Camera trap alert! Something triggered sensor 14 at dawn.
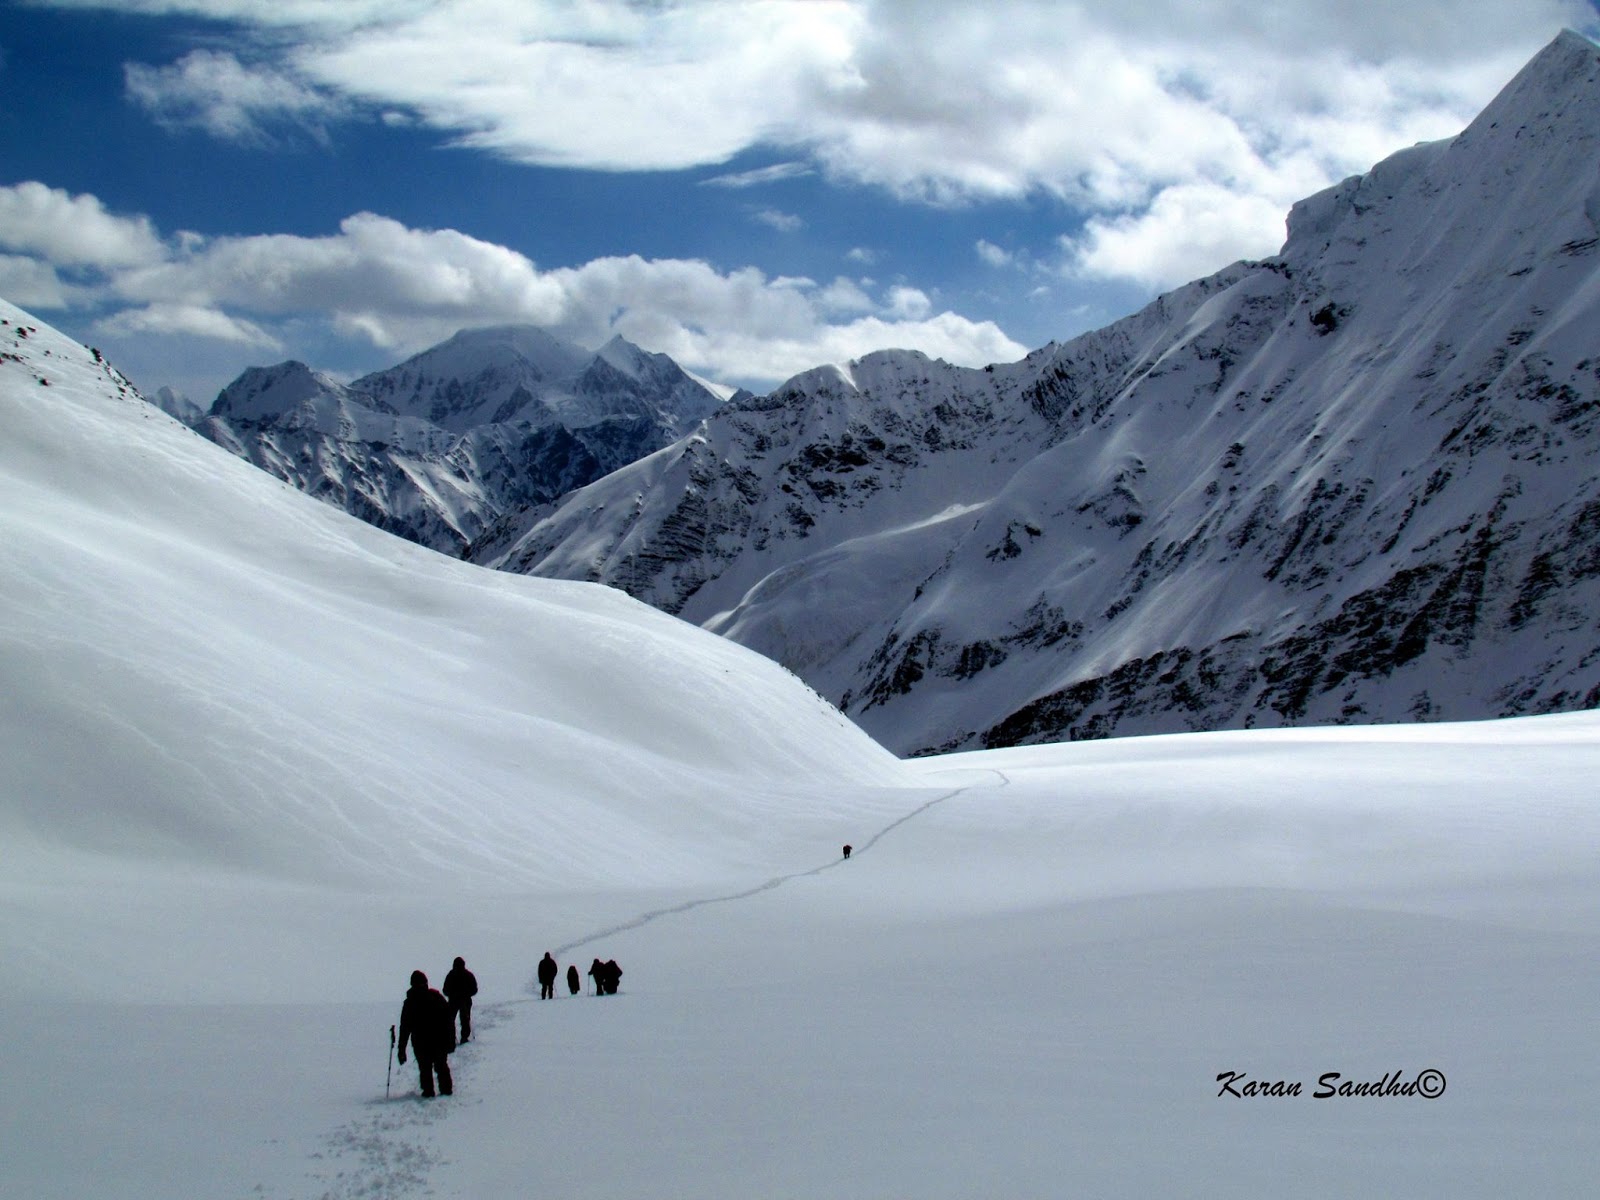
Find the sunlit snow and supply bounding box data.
[2,294,1597,1199]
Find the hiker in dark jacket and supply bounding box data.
[600,959,622,995]
[442,957,478,1043]
[397,970,456,1097]
[537,952,558,999]
[566,963,581,995]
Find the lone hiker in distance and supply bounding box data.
[843,843,852,860]
[443,956,477,1043]
[537,951,558,999]
[397,970,456,1098]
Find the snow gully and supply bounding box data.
[1215,1069,1447,1099]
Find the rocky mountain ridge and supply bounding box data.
[188,326,722,554]
[479,31,1600,754]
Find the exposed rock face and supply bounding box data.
[188,329,722,555]
[483,32,1600,754]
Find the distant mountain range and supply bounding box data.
[469,31,1600,754]
[180,326,724,554]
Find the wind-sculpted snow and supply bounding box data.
[491,32,1600,754]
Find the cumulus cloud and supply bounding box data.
[295,0,863,171]
[1063,183,1293,290]
[110,213,565,325]
[0,255,74,309]
[0,182,165,269]
[10,184,1024,386]
[59,0,1590,289]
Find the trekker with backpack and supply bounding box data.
[397,970,456,1098]
[443,956,478,1043]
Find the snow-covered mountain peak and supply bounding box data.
[210,360,351,422]
[153,384,203,423]
[775,348,951,399]
[594,332,655,376]
[411,323,593,381]
[184,322,727,555]
[341,322,723,434]
[1282,30,1600,278]
[497,32,1600,754]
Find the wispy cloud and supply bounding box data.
[702,161,814,189]
[125,50,344,145]
[752,208,804,233]
[975,239,1014,268]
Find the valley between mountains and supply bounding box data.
[181,32,1600,757]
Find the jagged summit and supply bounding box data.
[352,325,597,432]
[211,360,351,422]
[489,31,1600,753]
[182,325,726,555]
[1282,29,1600,279]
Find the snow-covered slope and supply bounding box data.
[188,325,723,554]
[5,300,1600,1198]
[486,31,1600,754]
[0,298,907,904]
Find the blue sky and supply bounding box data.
[2,0,1597,403]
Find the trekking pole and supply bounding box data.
[386,1024,395,1099]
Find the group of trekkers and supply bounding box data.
[396,950,624,1099]
[537,950,623,997]
[396,843,862,1097]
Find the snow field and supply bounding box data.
[3,296,1599,1196]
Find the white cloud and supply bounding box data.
[976,239,1014,268]
[56,0,1590,290]
[0,182,165,269]
[95,302,282,349]
[297,0,865,171]
[752,208,804,233]
[883,286,932,321]
[816,277,875,315]
[1063,183,1292,290]
[124,49,342,144]
[702,161,814,188]
[623,308,1027,386]
[537,255,1024,381]
[13,184,1023,386]
[0,255,73,309]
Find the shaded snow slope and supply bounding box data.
[0,298,907,924]
[489,32,1600,755]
